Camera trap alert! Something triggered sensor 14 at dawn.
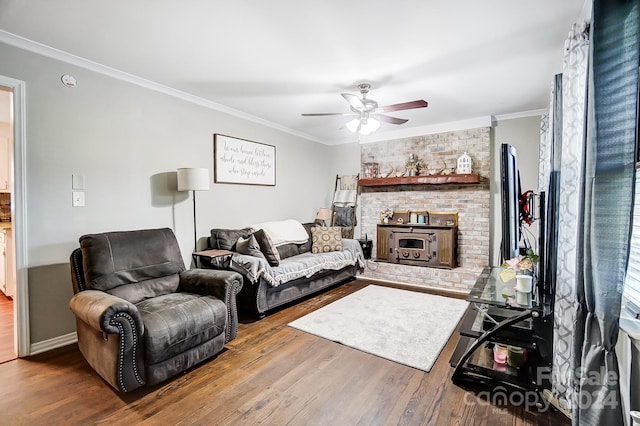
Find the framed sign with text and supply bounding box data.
[213,134,276,186]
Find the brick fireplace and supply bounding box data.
[359,127,491,291]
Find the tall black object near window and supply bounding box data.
[500,143,522,262]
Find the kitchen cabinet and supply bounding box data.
[0,230,4,296]
[0,226,14,298]
[0,137,9,192]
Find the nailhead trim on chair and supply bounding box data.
[225,282,239,343]
[110,312,145,392]
[71,249,87,292]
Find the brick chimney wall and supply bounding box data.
[360,127,491,291]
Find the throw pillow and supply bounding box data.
[298,223,315,253]
[235,235,267,260]
[333,206,355,227]
[252,229,280,266]
[311,226,343,253]
[276,243,301,260]
[210,228,252,250]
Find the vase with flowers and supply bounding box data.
[380,208,394,224]
[405,153,424,176]
[502,249,539,293]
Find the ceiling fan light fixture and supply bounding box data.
[363,117,380,134]
[304,84,428,136]
[347,116,380,135]
[346,118,361,133]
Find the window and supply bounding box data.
[624,168,640,316]
[623,67,640,315]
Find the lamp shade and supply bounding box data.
[360,118,380,135]
[346,117,381,135]
[346,118,361,133]
[316,207,331,221]
[177,168,210,191]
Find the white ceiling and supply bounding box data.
[0,0,588,144]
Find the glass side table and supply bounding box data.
[450,266,551,406]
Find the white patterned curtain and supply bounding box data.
[541,4,639,422]
[538,113,551,192]
[539,22,590,413]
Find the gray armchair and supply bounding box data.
[69,228,243,392]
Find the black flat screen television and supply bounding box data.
[500,143,522,262]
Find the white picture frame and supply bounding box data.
[213,134,276,186]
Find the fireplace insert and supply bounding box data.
[376,224,457,268]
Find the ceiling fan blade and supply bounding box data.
[341,93,364,109]
[376,100,428,113]
[375,114,409,125]
[301,112,358,117]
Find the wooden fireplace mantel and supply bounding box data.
[359,173,480,187]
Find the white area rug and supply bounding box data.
[289,285,469,372]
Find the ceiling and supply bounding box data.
[0,0,588,145]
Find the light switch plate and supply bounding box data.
[72,191,85,207]
[72,174,85,190]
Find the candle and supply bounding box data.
[516,291,529,306]
[507,346,526,368]
[516,275,533,292]
[493,344,508,364]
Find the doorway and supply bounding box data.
[0,86,16,363]
[0,75,27,360]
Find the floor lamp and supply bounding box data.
[177,168,210,251]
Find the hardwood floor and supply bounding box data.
[0,279,569,425]
[0,292,14,364]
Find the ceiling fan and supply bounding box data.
[302,83,428,135]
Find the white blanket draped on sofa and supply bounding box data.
[250,219,309,246]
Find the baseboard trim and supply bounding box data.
[30,332,78,356]
[355,276,469,300]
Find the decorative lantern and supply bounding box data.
[456,152,473,174]
[363,161,380,179]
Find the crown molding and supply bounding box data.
[492,109,546,122]
[0,30,328,145]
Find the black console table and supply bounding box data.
[450,266,553,403]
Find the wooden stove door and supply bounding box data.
[436,228,457,267]
[376,226,389,261]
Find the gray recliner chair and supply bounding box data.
[69,227,243,393]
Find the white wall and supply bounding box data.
[0,42,337,344]
[326,141,362,238]
[491,115,542,265]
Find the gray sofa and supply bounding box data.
[204,222,364,318]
